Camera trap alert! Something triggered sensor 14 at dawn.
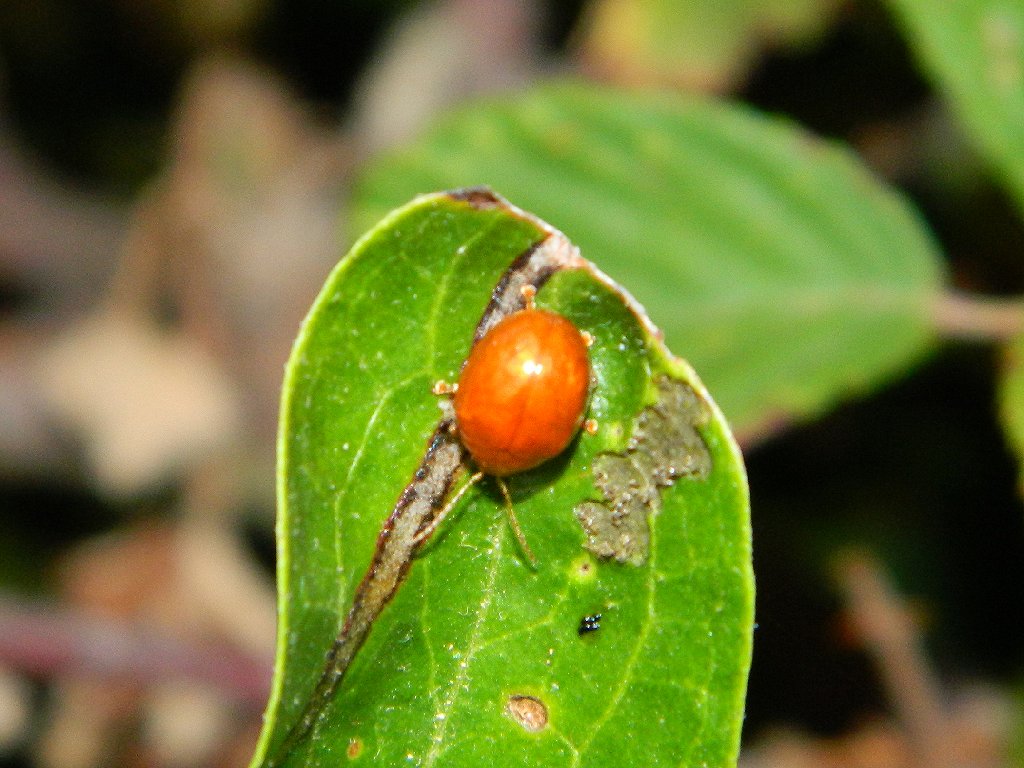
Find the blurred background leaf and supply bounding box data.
[354,83,946,439]
[573,0,840,91]
[884,0,1024,213]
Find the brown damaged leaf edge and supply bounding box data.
[265,188,587,765]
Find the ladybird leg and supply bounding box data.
[497,478,538,568]
[520,284,537,311]
[432,380,457,396]
[413,470,484,546]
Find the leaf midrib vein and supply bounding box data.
[421,518,505,767]
[419,562,443,720]
[424,218,506,376]
[668,284,937,322]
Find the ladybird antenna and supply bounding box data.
[497,478,538,568]
[413,471,484,545]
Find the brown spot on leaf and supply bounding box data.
[346,737,364,759]
[571,554,597,582]
[506,695,548,732]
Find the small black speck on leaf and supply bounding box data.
[578,613,602,636]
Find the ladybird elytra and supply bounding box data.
[453,308,590,477]
[412,303,591,565]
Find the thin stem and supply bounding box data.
[931,291,1024,340]
[833,550,951,768]
[0,593,270,708]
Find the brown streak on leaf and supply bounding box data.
[268,421,464,764]
[474,230,582,343]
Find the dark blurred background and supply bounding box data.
[2,1,1023,766]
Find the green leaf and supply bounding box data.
[575,0,837,90]
[250,191,753,767]
[352,82,946,439]
[999,333,1024,491]
[884,0,1024,211]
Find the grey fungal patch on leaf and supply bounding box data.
[574,376,712,565]
[506,695,548,732]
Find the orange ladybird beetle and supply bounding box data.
[415,287,591,563]
[455,307,590,476]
